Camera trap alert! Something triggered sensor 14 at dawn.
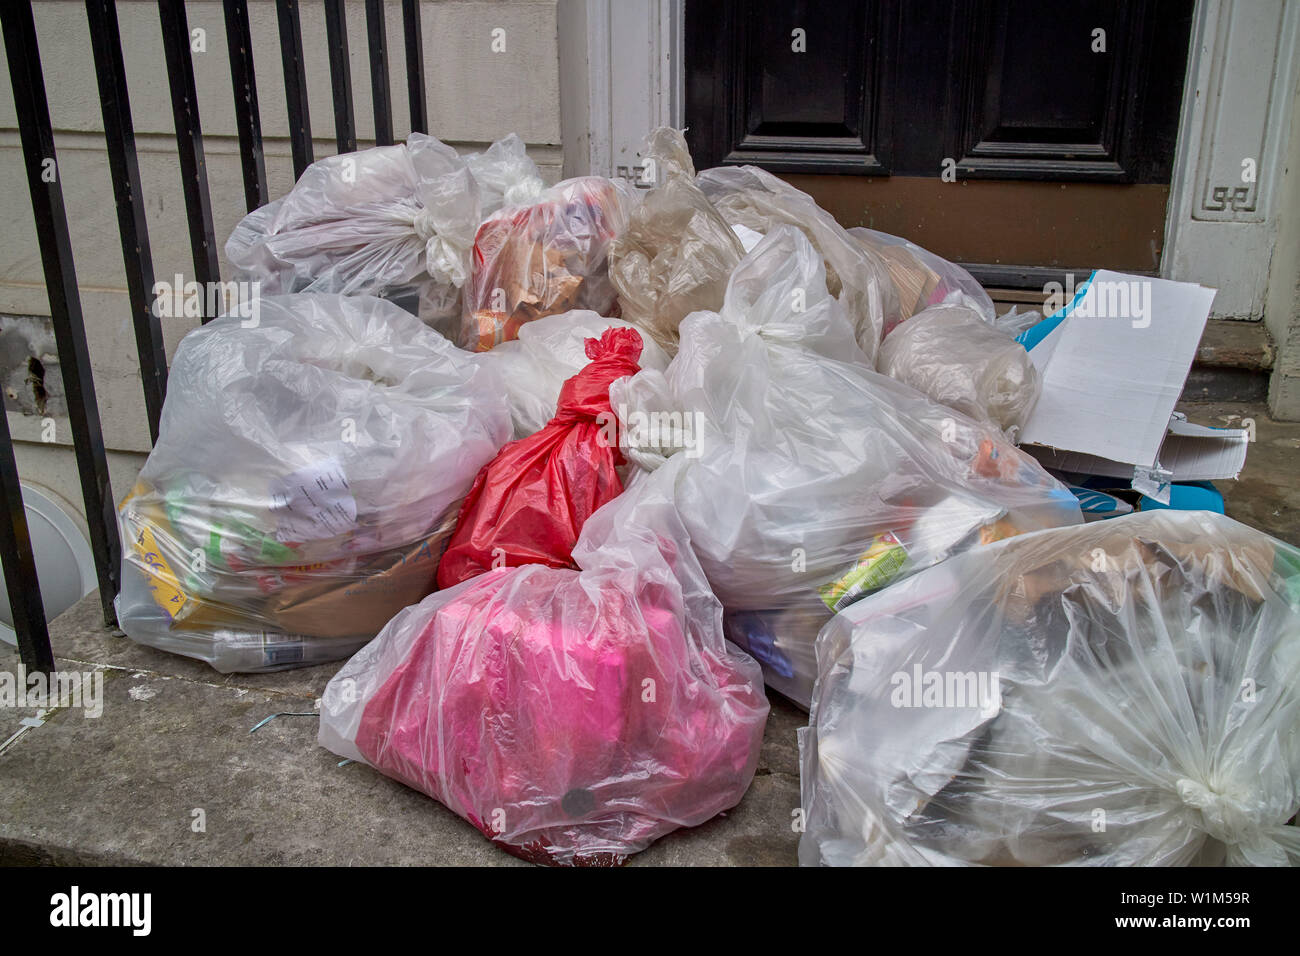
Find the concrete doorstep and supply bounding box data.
[1,400,1295,868]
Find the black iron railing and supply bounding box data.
[0,0,430,674]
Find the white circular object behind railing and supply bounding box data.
[0,483,98,646]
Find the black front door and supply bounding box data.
[685,0,1194,286]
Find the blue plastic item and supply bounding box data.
[1015,270,1097,351]
[1066,485,1134,521]
[1139,481,1225,514]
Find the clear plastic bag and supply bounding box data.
[848,226,995,335]
[697,165,899,364]
[615,227,1081,707]
[464,134,547,212]
[800,510,1300,867]
[877,297,1041,440]
[993,306,1044,338]
[226,133,542,339]
[607,129,746,355]
[461,177,634,350]
[318,460,769,866]
[116,294,513,672]
[476,310,670,439]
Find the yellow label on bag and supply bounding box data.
[131,524,188,619]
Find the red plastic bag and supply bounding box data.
[436,326,643,588]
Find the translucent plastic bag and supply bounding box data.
[461,177,634,350]
[800,510,1300,867]
[226,133,542,338]
[437,327,645,587]
[877,297,1041,440]
[319,461,769,866]
[993,306,1044,338]
[848,226,995,335]
[476,310,670,439]
[116,294,512,672]
[615,227,1081,707]
[607,128,745,355]
[697,164,899,364]
[464,134,548,213]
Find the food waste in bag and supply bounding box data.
[800,510,1300,867]
[612,227,1082,707]
[437,327,645,588]
[116,294,512,672]
[462,176,634,350]
[320,463,769,866]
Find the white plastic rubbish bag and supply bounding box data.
[800,510,1300,867]
[225,133,542,337]
[697,164,899,363]
[318,461,769,866]
[477,310,671,439]
[607,128,746,355]
[847,226,995,334]
[615,227,1082,707]
[116,294,512,672]
[877,297,1041,440]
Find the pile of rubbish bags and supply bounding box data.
[115,127,1299,867]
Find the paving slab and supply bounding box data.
[1178,400,1300,547]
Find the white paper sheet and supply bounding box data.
[1020,270,1217,468]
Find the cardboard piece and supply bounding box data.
[1017,270,1247,501]
[271,533,443,638]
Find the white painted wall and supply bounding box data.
[0,0,563,525]
[557,0,679,181]
[1265,64,1300,419]
[1163,0,1300,321]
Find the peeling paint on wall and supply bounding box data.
[0,314,64,418]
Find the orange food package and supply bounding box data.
[463,176,632,351]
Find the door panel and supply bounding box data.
[687,0,895,174]
[685,0,1194,283]
[950,0,1174,181]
